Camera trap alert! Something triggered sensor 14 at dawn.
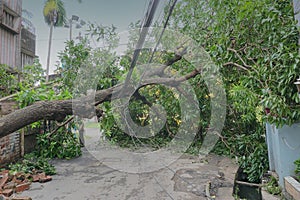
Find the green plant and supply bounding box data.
[35,124,81,159]
[170,0,299,183]
[0,64,18,97]
[264,176,281,195]
[294,158,300,181]
[21,60,45,86]
[8,153,56,175]
[213,125,269,183]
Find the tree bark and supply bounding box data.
[46,20,54,83]
[0,85,113,137]
[0,48,197,137]
[0,70,200,137]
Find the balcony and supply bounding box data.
[0,1,21,34]
[21,28,36,57]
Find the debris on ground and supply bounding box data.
[0,169,52,199]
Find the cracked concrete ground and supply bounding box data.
[21,150,238,200]
[22,127,239,200]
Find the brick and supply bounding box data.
[39,175,52,183]
[15,182,31,193]
[31,173,46,182]
[11,197,32,200]
[31,174,40,182]
[0,171,9,176]
[0,176,8,189]
[1,189,13,197]
[12,176,23,185]
[14,173,27,183]
[3,182,17,190]
[24,174,31,180]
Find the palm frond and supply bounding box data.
[43,0,66,27]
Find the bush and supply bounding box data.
[35,125,82,159]
[8,153,56,175]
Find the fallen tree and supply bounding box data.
[0,51,201,137]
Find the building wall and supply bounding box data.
[0,132,20,165]
[21,26,36,70]
[0,0,22,165]
[0,28,17,67]
[0,101,21,165]
[0,0,22,70]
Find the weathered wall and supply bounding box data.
[0,100,21,165]
[21,25,36,70]
[23,127,38,154]
[0,131,20,164]
[0,0,22,70]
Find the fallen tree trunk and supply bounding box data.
[0,70,200,137]
[0,85,114,137]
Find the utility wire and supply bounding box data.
[140,0,152,29]
[121,0,160,93]
[140,0,154,29]
[148,0,178,63]
[136,0,178,87]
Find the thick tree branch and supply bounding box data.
[0,69,201,137]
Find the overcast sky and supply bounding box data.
[22,0,165,74]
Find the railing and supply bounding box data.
[0,0,21,34]
[21,18,35,34]
[21,28,35,55]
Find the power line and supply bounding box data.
[140,0,154,29]
[122,0,161,92]
[140,0,151,28]
[135,0,178,87]
[148,0,177,63]
[152,0,167,28]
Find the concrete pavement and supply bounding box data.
[21,150,238,200]
[21,126,239,200]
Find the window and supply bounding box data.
[0,4,20,34]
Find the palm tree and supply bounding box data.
[43,0,66,82]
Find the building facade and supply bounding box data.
[0,0,37,165]
[21,11,36,70]
[0,0,36,71]
[0,0,22,70]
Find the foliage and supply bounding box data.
[0,59,45,99]
[15,83,71,109]
[57,23,120,94]
[0,65,18,97]
[264,176,282,195]
[35,125,82,159]
[43,0,66,26]
[173,0,300,126]
[21,60,45,87]
[9,61,80,160]
[98,43,206,150]
[3,0,298,186]
[100,84,182,149]
[169,0,300,182]
[294,158,300,181]
[10,59,70,109]
[8,153,56,175]
[213,124,269,183]
[57,39,91,90]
